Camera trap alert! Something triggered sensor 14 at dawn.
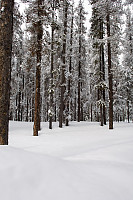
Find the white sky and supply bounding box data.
[74,0,92,30]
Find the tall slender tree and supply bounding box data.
[89,0,123,129]
[33,0,43,136]
[0,0,14,144]
[90,0,106,126]
[65,3,74,126]
[106,5,113,129]
[123,6,133,122]
[49,0,60,129]
[49,0,55,129]
[59,0,68,128]
[76,0,86,122]
[106,0,123,129]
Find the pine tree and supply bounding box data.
[25,0,48,135]
[76,0,87,122]
[89,0,123,129]
[89,0,106,126]
[106,0,123,129]
[49,0,60,129]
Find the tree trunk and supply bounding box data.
[103,91,106,125]
[102,46,106,125]
[59,0,68,128]
[26,96,28,122]
[80,102,83,121]
[0,0,14,145]
[127,100,130,123]
[18,90,21,121]
[33,0,43,136]
[66,6,74,126]
[32,96,34,122]
[78,6,82,123]
[100,104,103,126]
[99,18,105,126]
[49,0,55,129]
[78,81,81,122]
[106,12,113,129]
[91,103,93,122]
[74,93,77,121]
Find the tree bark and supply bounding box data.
[49,0,54,129]
[127,99,130,123]
[0,0,14,145]
[99,18,105,126]
[59,0,68,128]
[26,96,28,122]
[33,0,43,136]
[74,93,76,121]
[106,12,113,129]
[78,5,82,122]
[66,6,74,126]
[18,90,21,121]
[91,103,93,122]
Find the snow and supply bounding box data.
[0,121,133,200]
[1,7,5,12]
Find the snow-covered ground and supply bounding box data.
[0,121,133,200]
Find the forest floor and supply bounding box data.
[0,121,133,200]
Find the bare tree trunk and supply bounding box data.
[49,0,54,129]
[107,12,113,129]
[26,96,29,122]
[127,99,130,123]
[80,102,83,121]
[78,81,81,122]
[0,0,14,145]
[103,90,106,125]
[99,18,105,126]
[91,103,93,122]
[96,18,106,126]
[18,90,21,121]
[101,22,106,125]
[101,41,106,125]
[54,104,56,122]
[100,104,103,126]
[74,92,77,121]
[59,0,68,128]
[32,96,34,122]
[78,6,82,122]
[33,0,43,136]
[66,6,74,126]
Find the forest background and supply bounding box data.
[0,0,133,144]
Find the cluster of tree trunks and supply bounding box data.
[1,0,132,144]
